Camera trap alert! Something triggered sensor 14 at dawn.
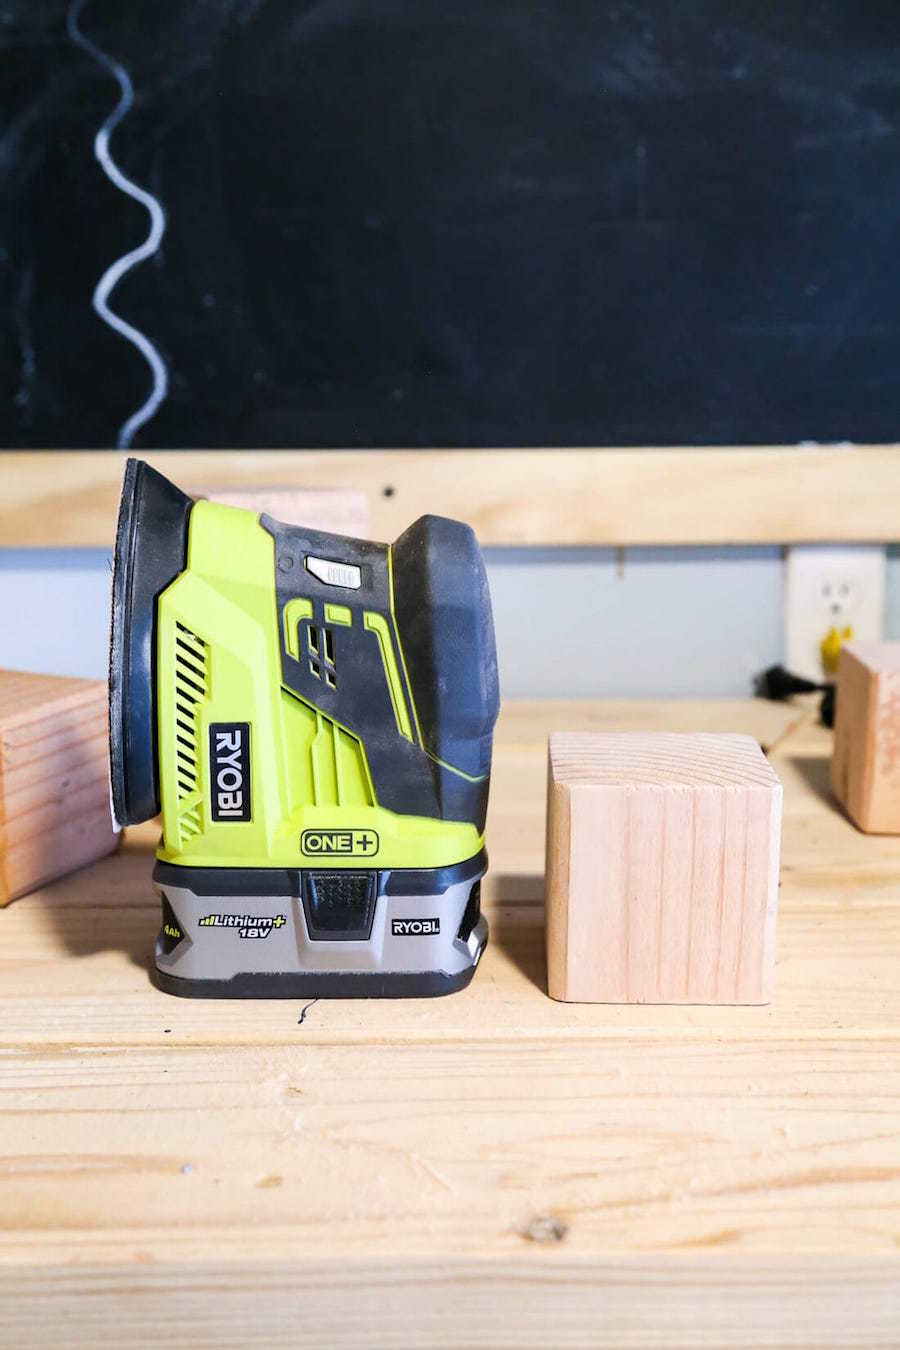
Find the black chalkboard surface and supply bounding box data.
[3,2,900,449]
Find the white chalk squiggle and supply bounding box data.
[67,0,168,448]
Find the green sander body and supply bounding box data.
[109,460,499,997]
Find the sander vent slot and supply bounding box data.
[307,624,337,690]
[172,623,208,837]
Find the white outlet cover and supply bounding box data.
[784,545,885,681]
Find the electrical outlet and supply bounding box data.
[784,545,885,682]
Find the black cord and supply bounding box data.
[754,664,835,728]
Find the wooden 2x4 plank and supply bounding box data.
[1,1257,897,1349]
[3,447,900,548]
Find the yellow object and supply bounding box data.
[282,598,313,660]
[820,625,853,677]
[363,610,414,742]
[155,500,481,869]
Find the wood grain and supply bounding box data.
[0,670,118,904]
[203,486,370,537]
[832,641,900,834]
[545,733,783,1004]
[0,697,897,1347]
[0,1259,897,1349]
[3,446,900,548]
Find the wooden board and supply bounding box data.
[203,487,370,537]
[0,697,898,1347]
[1,1258,897,1350]
[3,447,900,548]
[545,733,782,1004]
[0,669,118,903]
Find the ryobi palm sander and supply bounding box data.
[109,459,499,998]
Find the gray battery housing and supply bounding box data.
[152,853,487,998]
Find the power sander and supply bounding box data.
[109,459,499,998]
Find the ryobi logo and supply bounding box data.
[209,723,251,822]
[301,828,379,857]
[392,918,440,936]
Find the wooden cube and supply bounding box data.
[831,641,900,833]
[203,487,370,537]
[0,670,119,904]
[545,732,783,1004]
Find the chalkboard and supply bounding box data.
[3,2,900,449]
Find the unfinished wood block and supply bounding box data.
[0,670,119,904]
[831,641,900,833]
[203,487,370,537]
[545,732,782,1004]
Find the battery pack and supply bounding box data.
[152,851,487,998]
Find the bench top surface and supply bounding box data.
[2,696,898,1345]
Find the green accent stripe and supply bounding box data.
[333,722,344,804]
[425,751,488,784]
[283,597,313,660]
[387,546,424,747]
[386,545,486,782]
[364,610,413,742]
[281,685,376,805]
[325,603,352,626]
[310,709,326,804]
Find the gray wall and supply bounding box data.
[487,547,783,697]
[6,544,899,695]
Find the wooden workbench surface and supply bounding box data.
[1,699,898,1347]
